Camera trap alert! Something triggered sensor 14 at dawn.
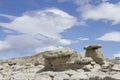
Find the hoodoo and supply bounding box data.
[84,44,105,65]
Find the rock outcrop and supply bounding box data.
[43,48,85,71]
[84,44,105,65]
[0,44,120,80]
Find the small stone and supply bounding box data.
[90,61,96,65]
[0,67,3,70]
[83,64,93,71]
[8,62,16,66]
[102,62,110,69]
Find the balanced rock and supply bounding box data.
[43,48,84,71]
[84,44,105,65]
[84,44,102,50]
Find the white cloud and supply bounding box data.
[0,8,76,38]
[78,37,89,41]
[58,0,89,5]
[97,32,120,41]
[70,37,89,44]
[2,29,14,33]
[58,0,113,25]
[59,39,72,45]
[57,0,70,2]
[58,0,119,25]
[0,14,17,20]
[102,0,109,2]
[74,0,90,5]
[0,41,10,51]
[81,2,120,24]
[113,52,120,58]
[0,8,76,56]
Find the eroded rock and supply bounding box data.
[84,44,105,65]
[43,48,84,71]
[0,44,119,80]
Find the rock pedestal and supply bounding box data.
[84,44,105,65]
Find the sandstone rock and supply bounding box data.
[0,65,5,70]
[110,73,120,80]
[102,62,110,69]
[0,46,120,80]
[87,71,110,80]
[35,74,52,80]
[8,62,16,66]
[43,48,83,71]
[43,48,74,58]
[111,64,120,71]
[90,61,96,65]
[84,44,102,50]
[63,69,78,76]
[70,73,88,80]
[34,60,42,66]
[92,63,101,71]
[111,57,120,64]
[84,44,105,65]
[83,64,93,71]
[0,66,3,71]
[54,73,70,80]
[25,63,34,66]
[75,57,93,64]
[69,52,83,61]
[115,57,120,60]
[99,63,110,72]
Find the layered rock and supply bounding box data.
[84,44,105,65]
[0,44,120,80]
[43,48,85,71]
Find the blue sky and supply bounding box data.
[0,0,120,59]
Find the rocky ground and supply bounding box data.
[0,44,120,80]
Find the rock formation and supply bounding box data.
[0,44,120,80]
[84,44,105,65]
[43,48,93,71]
